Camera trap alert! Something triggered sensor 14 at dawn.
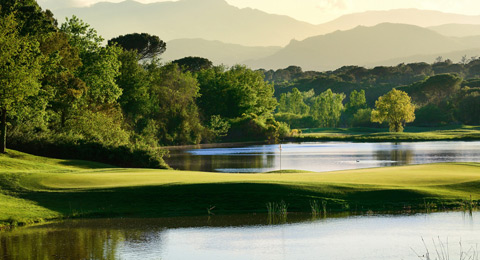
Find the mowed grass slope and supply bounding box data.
[1,150,480,227]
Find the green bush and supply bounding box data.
[275,113,317,128]
[8,133,169,169]
[351,108,375,127]
[226,114,290,142]
[413,105,450,126]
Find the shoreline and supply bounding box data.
[161,125,480,149]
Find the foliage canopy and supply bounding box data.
[108,33,166,60]
[371,89,415,132]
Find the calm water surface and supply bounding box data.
[165,141,480,172]
[1,212,479,260]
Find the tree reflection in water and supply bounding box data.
[0,219,166,260]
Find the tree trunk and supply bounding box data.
[1,108,6,153]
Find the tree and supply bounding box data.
[40,31,85,128]
[108,33,166,60]
[115,50,150,120]
[172,56,213,73]
[346,90,367,112]
[0,15,43,153]
[146,62,204,145]
[371,89,415,132]
[196,65,277,120]
[343,89,367,126]
[406,74,461,106]
[456,90,480,125]
[61,16,122,105]
[277,88,309,115]
[310,89,345,127]
[0,0,57,37]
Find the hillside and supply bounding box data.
[162,38,281,66]
[247,23,478,70]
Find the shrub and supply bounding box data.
[226,114,289,143]
[275,112,317,129]
[8,133,169,169]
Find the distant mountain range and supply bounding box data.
[246,23,480,71]
[53,0,323,47]
[50,0,480,70]
[321,9,480,31]
[52,0,480,47]
[162,39,281,65]
[428,24,480,38]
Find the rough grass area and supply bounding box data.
[1,149,480,228]
[291,125,480,142]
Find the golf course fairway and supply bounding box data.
[1,149,480,228]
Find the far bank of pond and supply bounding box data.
[165,141,480,172]
[289,125,480,142]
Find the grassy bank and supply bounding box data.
[1,150,480,228]
[288,125,480,142]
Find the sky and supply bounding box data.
[37,0,480,24]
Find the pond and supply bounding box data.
[1,212,479,260]
[165,141,480,172]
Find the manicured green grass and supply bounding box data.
[292,125,480,142]
[1,149,480,228]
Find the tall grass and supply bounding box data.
[310,200,327,218]
[424,199,437,213]
[461,196,477,216]
[266,201,288,224]
[412,237,479,260]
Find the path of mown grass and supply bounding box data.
[1,149,480,228]
[291,125,480,142]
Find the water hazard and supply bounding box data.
[1,212,479,260]
[165,141,480,172]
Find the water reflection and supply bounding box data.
[374,145,414,166]
[165,141,480,173]
[1,212,480,260]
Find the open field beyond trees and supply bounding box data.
[1,150,480,228]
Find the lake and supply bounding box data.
[165,141,480,172]
[1,212,479,260]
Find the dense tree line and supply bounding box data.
[266,62,480,128]
[2,0,479,166]
[0,1,286,166]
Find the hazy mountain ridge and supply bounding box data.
[162,38,281,66]
[50,1,480,70]
[320,9,480,32]
[246,23,480,71]
[53,0,325,46]
[52,1,480,47]
[429,24,480,38]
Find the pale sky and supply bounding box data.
[37,0,480,24]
